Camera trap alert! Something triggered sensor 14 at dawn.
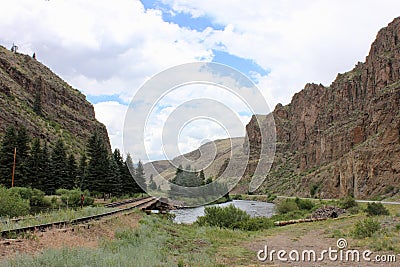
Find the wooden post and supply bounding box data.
[11,147,16,187]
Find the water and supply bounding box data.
[170,200,275,224]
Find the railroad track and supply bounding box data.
[0,196,156,238]
[104,196,149,208]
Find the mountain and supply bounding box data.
[246,17,400,199]
[145,17,400,200]
[143,137,245,185]
[0,45,110,154]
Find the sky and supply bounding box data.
[1,0,399,161]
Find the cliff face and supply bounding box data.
[0,46,110,154]
[246,17,400,199]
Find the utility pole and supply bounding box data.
[11,147,16,187]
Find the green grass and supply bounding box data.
[3,215,249,267]
[3,203,400,266]
[0,206,119,232]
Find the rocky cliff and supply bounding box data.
[246,17,400,199]
[0,46,110,154]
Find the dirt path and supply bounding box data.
[242,218,398,267]
[0,212,142,261]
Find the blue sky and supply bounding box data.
[2,0,400,160]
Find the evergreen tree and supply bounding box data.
[171,164,203,187]
[41,142,51,193]
[86,132,109,193]
[135,160,147,193]
[199,170,205,184]
[27,138,43,189]
[15,127,30,187]
[108,155,123,196]
[111,149,125,195]
[149,174,157,191]
[66,154,77,189]
[122,154,142,195]
[77,152,87,190]
[0,126,17,187]
[49,138,68,193]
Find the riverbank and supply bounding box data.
[2,202,400,266]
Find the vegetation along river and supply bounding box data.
[170,200,275,224]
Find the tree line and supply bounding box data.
[0,126,146,196]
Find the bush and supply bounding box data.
[233,217,275,231]
[295,198,314,210]
[8,187,51,207]
[0,186,30,218]
[365,202,390,216]
[267,194,277,202]
[276,199,299,214]
[347,206,360,215]
[310,184,319,197]
[271,210,308,221]
[353,218,381,238]
[196,204,250,228]
[339,196,358,209]
[57,189,94,208]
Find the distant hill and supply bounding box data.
[143,137,245,187]
[0,46,110,154]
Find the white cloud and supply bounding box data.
[93,101,128,153]
[2,0,400,160]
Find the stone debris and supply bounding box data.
[311,206,345,219]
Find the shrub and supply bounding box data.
[0,186,30,217]
[339,196,358,209]
[196,204,250,228]
[58,189,94,208]
[276,199,299,214]
[347,206,360,215]
[295,198,314,210]
[233,217,275,231]
[271,210,308,221]
[310,184,319,197]
[7,187,50,208]
[365,202,389,216]
[267,194,277,202]
[353,218,381,238]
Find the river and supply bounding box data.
[170,200,275,224]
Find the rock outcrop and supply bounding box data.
[0,46,110,153]
[246,17,400,199]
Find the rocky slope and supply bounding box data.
[246,17,400,199]
[0,46,110,154]
[143,137,245,185]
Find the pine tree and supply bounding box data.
[86,132,109,193]
[41,142,51,193]
[27,138,43,189]
[122,153,142,195]
[77,152,87,190]
[66,154,77,189]
[171,164,202,187]
[49,138,68,193]
[135,160,147,193]
[108,155,122,196]
[199,170,205,184]
[111,149,125,195]
[0,126,17,187]
[15,127,30,187]
[149,174,157,191]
